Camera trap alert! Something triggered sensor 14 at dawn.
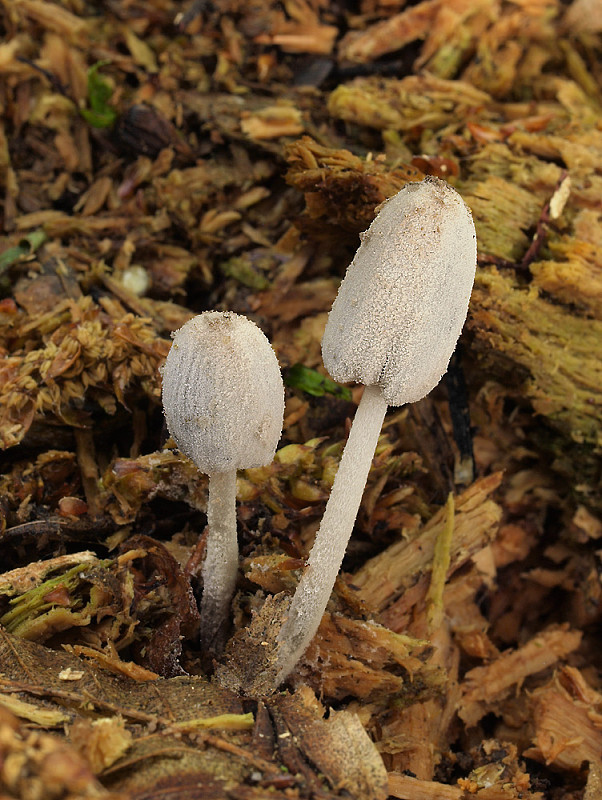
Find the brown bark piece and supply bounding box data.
[273,690,388,800]
[524,666,602,771]
[353,473,503,616]
[445,571,500,659]
[339,0,442,63]
[459,627,582,726]
[376,618,459,779]
[388,772,462,800]
[294,613,441,703]
[2,0,602,797]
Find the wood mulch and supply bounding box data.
[0,0,601,798]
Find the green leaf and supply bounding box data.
[80,107,117,128]
[0,230,47,274]
[285,364,352,400]
[81,61,117,129]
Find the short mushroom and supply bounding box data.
[161,311,284,654]
[274,176,477,683]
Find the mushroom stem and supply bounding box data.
[201,470,239,654]
[275,384,388,683]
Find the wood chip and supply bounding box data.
[459,627,583,726]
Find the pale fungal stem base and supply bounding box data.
[275,384,388,683]
[201,470,239,655]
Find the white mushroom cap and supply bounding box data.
[322,176,477,406]
[162,311,284,473]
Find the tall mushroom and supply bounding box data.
[161,311,284,654]
[274,176,477,683]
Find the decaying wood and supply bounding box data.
[1,0,601,797]
[459,627,583,727]
[353,473,503,616]
[0,628,388,799]
[470,267,602,449]
[525,666,602,771]
[388,772,462,800]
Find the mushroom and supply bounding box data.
[161,311,284,654]
[274,176,477,683]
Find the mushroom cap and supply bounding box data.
[161,311,284,473]
[322,176,477,406]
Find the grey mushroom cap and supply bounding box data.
[322,176,477,406]
[161,311,284,473]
